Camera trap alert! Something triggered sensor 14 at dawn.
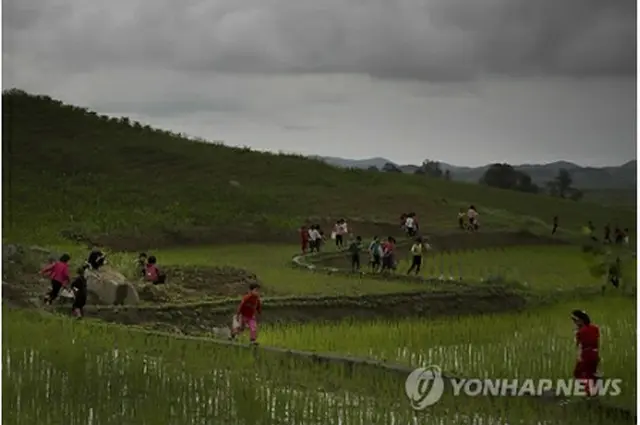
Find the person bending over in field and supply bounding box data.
[86,247,107,270]
[348,236,363,272]
[145,256,166,284]
[368,236,382,272]
[552,216,559,235]
[44,254,71,305]
[229,283,262,345]
[407,237,425,275]
[571,310,600,397]
[70,267,88,318]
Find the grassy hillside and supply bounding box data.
[2,89,634,247]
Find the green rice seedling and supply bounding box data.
[261,296,636,411]
[4,308,634,424]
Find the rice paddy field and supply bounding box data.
[3,93,637,425]
[261,297,637,412]
[3,308,635,425]
[377,245,636,292]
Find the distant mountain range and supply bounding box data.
[315,156,637,190]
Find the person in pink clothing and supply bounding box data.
[44,254,71,305]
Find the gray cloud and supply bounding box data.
[4,0,635,82]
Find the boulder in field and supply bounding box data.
[85,267,140,305]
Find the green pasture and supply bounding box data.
[3,308,633,425]
[261,296,637,411]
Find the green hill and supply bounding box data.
[2,89,634,248]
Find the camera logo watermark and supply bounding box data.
[405,365,623,410]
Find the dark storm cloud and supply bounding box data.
[3,0,635,82]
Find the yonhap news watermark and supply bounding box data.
[405,365,623,410]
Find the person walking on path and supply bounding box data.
[44,254,71,305]
[229,283,262,345]
[70,267,88,318]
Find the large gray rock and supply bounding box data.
[85,267,140,305]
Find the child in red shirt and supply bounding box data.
[230,283,262,345]
[571,309,600,396]
[44,254,71,305]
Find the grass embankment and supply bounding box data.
[3,308,633,425]
[3,90,634,248]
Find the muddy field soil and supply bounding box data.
[83,287,528,334]
[2,244,262,306]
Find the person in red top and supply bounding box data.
[44,254,71,305]
[144,256,166,284]
[381,236,397,272]
[572,309,600,396]
[300,225,309,254]
[230,283,262,345]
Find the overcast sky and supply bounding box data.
[4,0,636,166]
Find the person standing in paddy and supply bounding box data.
[571,310,600,397]
[44,254,71,305]
[230,283,262,345]
[348,236,363,272]
[407,237,424,275]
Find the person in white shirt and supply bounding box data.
[309,225,322,252]
[333,219,348,249]
[404,213,418,237]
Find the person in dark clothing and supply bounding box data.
[614,227,623,245]
[71,267,88,318]
[348,236,363,272]
[608,257,621,288]
[87,247,106,270]
[603,224,611,244]
[552,216,559,235]
[136,253,148,277]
